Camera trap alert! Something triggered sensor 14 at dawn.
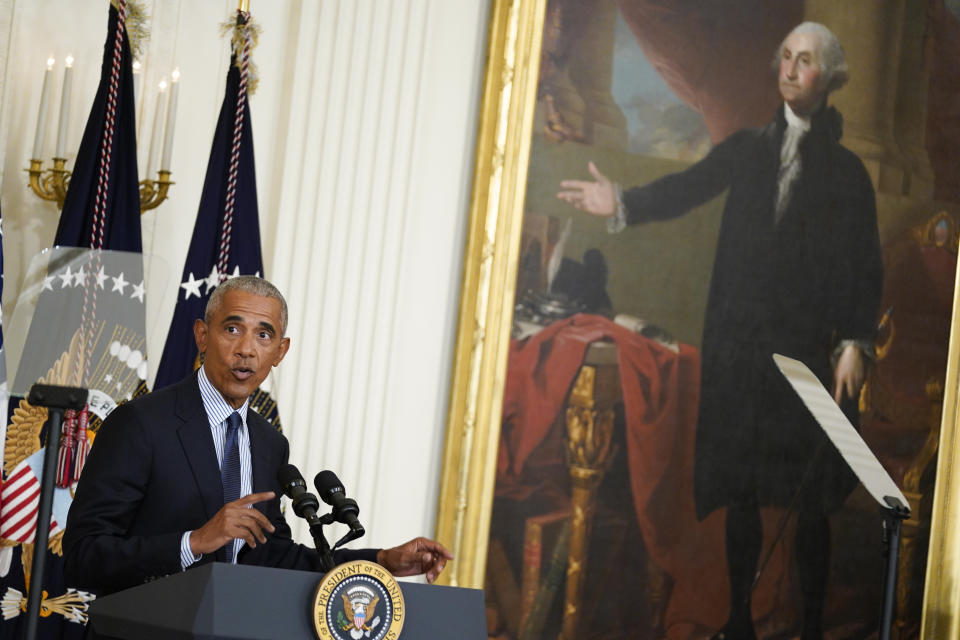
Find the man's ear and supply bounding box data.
[194,319,208,354]
[273,337,291,367]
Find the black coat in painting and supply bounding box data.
[622,105,883,519]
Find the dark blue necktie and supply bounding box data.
[221,411,242,562]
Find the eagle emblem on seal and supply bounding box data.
[339,585,381,639]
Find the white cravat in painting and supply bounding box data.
[774,103,812,223]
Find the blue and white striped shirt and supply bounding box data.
[179,366,253,569]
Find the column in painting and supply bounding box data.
[536,0,587,137]
[803,0,917,196]
[565,0,627,150]
[890,0,934,199]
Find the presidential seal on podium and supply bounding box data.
[312,560,405,640]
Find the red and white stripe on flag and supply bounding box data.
[0,461,58,543]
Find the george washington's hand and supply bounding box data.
[833,344,865,404]
[557,162,617,217]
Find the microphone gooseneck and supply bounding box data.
[314,470,366,547]
[277,463,334,571]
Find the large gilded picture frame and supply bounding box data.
[435,1,960,639]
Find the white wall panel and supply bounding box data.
[0,0,15,185]
[0,0,489,560]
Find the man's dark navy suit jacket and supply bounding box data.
[63,373,376,595]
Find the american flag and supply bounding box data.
[0,456,62,544]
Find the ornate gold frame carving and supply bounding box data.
[434,0,546,588]
[436,3,960,638]
[922,254,960,638]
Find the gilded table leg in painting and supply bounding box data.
[559,349,618,640]
[895,487,922,640]
[894,379,943,638]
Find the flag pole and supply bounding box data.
[238,0,249,11]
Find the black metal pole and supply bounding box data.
[879,498,909,640]
[309,518,336,573]
[22,384,87,640]
[22,408,64,640]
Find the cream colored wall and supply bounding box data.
[0,0,489,560]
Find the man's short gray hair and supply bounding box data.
[204,275,288,336]
[773,22,849,94]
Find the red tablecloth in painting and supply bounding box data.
[499,313,792,638]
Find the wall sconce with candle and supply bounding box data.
[26,56,71,208]
[25,56,180,214]
[139,68,178,212]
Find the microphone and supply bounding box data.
[314,470,365,547]
[277,464,321,520]
[278,464,335,571]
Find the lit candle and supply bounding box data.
[132,60,142,116]
[32,56,55,159]
[146,79,167,178]
[160,68,179,172]
[54,55,74,158]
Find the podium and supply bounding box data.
[87,563,487,639]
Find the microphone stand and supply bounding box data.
[289,492,336,572]
[286,477,366,573]
[307,510,364,572]
[879,497,910,640]
[22,384,88,640]
[305,513,336,573]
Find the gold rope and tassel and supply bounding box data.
[124,0,150,60]
[108,0,150,61]
[0,585,94,623]
[219,10,262,94]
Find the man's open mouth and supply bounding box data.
[231,366,255,380]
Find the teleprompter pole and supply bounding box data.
[22,384,88,640]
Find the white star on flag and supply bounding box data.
[96,266,109,289]
[131,281,146,303]
[180,272,203,300]
[73,267,87,287]
[112,272,129,294]
[205,266,220,293]
[41,275,56,292]
[59,266,74,288]
[229,266,241,279]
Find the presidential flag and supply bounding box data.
[154,10,279,427]
[0,1,143,636]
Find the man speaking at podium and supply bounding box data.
[63,276,452,595]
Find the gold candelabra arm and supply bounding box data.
[25,158,71,209]
[139,170,174,213]
[25,160,174,214]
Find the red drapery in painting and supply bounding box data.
[613,0,960,202]
[612,0,803,142]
